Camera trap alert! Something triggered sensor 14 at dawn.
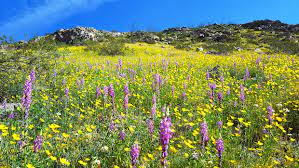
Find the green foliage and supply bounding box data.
[85,38,130,56]
[0,40,60,102]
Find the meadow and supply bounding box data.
[0,43,298,168]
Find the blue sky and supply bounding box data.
[0,0,298,40]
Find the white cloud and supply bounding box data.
[0,0,113,39]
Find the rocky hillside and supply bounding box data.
[3,19,299,55]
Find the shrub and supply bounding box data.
[85,39,129,56]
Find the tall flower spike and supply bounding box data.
[124,95,129,109]
[131,143,140,168]
[124,83,129,95]
[159,117,173,167]
[108,84,115,107]
[33,135,43,153]
[148,120,154,136]
[200,122,209,146]
[119,131,125,141]
[96,86,100,99]
[65,87,69,98]
[267,106,274,124]
[217,91,223,104]
[30,70,35,82]
[22,78,32,119]
[216,138,224,167]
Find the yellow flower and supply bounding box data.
[26,163,35,168]
[12,133,21,141]
[78,160,87,166]
[285,155,294,162]
[147,153,155,160]
[257,141,263,146]
[170,145,178,153]
[276,117,283,122]
[50,156,57,161]
[45,150,51,156]
[227,121,234,127]
[86,127,92,132]
[0,124,9,130]
[10,141,16,144]
[28,124,34,129]
[60,158,70,166]
[229,160,237,164]
[62,133,70,138]
[114,166,120,168]
[40,118,45,122]
[128,126,135,133]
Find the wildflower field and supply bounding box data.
[0,43,298,168]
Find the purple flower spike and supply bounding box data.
[220,76,224,83]
[200,122,209,146]
[240,92,245,102]
[119,131,125,141]
[96,86,101,99]
[30,70,35,82]
[217,91,223,103]
[33,135,43,153]
[171,86,175,97]
[22,78,32,119]
[108,84,115,103]
[217,121,223,129]
[159,117,173,166]
[8,112,15,119]
[148,120,154,136]
[245,67,250,78]
[65,87,69,98]
[216,138,224,167]
[152,95,156,104]
[206,71,210,80]
[131,143,140,168]
[124,84,129,95]
[124,95,129,109]
[267,106,274,124]
[226,88,230,95]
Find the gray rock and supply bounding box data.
[53,26,100,43]
[196,47,204,52]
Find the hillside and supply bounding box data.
[0,20,298,168]
[1,19,299,55]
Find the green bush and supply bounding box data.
[85,39,129,56]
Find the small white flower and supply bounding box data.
[101,146,109,152]
[276,103,282,107]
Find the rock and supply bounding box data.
[17,40,27,44]
[196,47,204,52]
[53,26,100,44]
[235,47,243,51]
[205,51,221,55]
[255,48,261,52]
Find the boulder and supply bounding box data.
[53,26,99,44]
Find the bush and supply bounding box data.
[85,39,129,56]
